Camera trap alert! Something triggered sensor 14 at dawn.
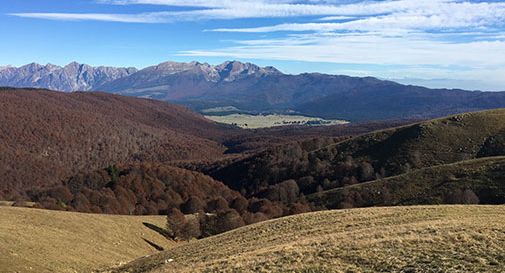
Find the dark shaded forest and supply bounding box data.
[28,163,312,238]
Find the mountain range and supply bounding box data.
[0,62,137,92]
[2,61,505,121]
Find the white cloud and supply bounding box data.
[9,0,460,22]
[98,0,457,17]
[211,1,505,32]
[180,33,505,67]
[10,12,168,23]
[11,0,505,37]
[10,1,389,23]
[97,0,229,7]
[9,0,505,89]
[180,34,505,90]
[318,15,356,21]
[98,0,285,8]
[12,0,505,28]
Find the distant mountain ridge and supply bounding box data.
[2,60,505,121]
[96,61,282,100]
[0,62,137,92]
[136,60,281,83]
[0,61,278,93]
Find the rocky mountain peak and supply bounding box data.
[0,65,13,71]
[45,63,61,71]
[145,60,282,82]
[21,62,45,73]
[0,62,137,91]
[0,60,284,92]
[216,61,281,82]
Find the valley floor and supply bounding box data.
[204,113,348,129]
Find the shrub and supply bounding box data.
[289,202,311,215]
[249,199,284,218]
[446,189,479,204]
[241,211,269,225]
[47,186,73,204]
[230,196,248,213]
[182,215,202,240]
[462,189,480,204]
[166,208,187,239]
[261,179,299,204]
[181,196,206,214]
[206,197,229,212]
[106,165,119,187]
[359,162,375,181]
[215,209,245,234]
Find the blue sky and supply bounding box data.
[1,0,505,90]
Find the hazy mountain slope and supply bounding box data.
[207,109,505,198]
[99,66,399,111]
[0,62,137,92]
[99,62,505,121]
[310,156,505,209]
[0,88,231,199]
[0,206,170,273]
[110,205,505,273]
[4,61,505,121]
[295,83,505,120]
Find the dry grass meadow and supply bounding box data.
[111,205,505,273]
[2,205,505,273]
[0,206,172,273]
[204,114,348,129]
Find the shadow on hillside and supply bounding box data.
[142,238,164,251]
[142,222,174,239]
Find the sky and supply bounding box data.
[1,0,505,91]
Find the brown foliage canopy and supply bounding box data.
[30,163,312,222]
[0,88,232,199]
[30,164,240,215]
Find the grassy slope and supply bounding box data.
[111,205,505,273]
[0,206,173,273]
[324,108,505,170]
[309,156,505,209]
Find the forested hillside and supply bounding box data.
[310,156,505,209]
[206,109,505,201]
[28,163,312,240]
[0,88,231,199]
[0,88,412,201]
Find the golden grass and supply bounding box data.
[112,205,505,273]
[0,206,174,273]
